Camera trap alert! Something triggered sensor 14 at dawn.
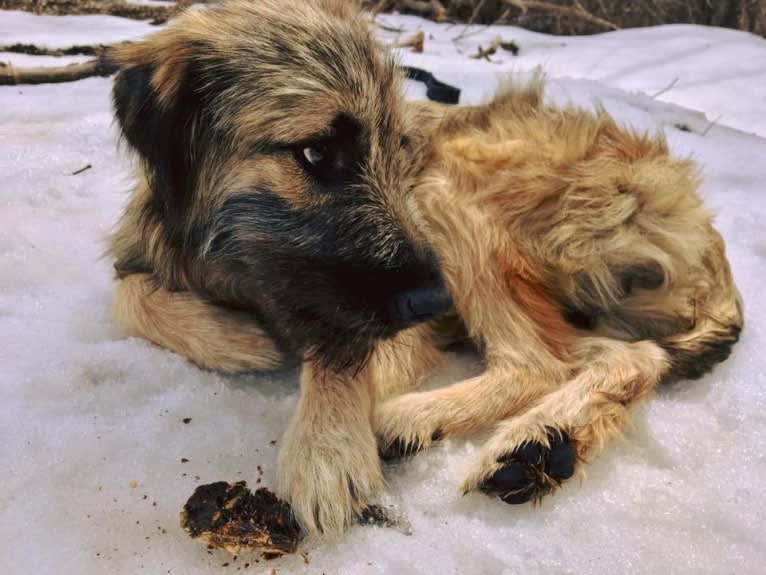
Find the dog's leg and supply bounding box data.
[462,339,668,503]
[277,360,383,538]
[277,323,449,537]
[113,274,286,371]
[375,364,557,458]
[374,271,570,456]
[369,322,450,403]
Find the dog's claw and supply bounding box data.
[379,438,420,461]
[378,429,443,462]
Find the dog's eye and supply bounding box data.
[293,114,362,183]
[302,145,328,167]
[296,140,346,182]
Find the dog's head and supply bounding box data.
[112,0,450,369]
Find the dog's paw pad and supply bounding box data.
[482,462,537,504]
[546,433,576,479]
[511,441,544,465]
[481,429,577,504]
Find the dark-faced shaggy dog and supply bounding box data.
[110,0,742,538]
[110,0,450,537]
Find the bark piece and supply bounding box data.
[180,482,301,557]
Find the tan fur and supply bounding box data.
[109,3,742,538]
[114,274,285,371]
[277,360,383,537]
[374,79,742,494]
[460,338,669,493]
[277,322,445,535]
[109,0,442,539]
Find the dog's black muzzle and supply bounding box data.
[388,286,453,326]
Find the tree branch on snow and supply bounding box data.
[504,0,620,31]
[0,54,118,86]
[451,2,512,42]
[397,0,448,21]
[389,30,426,52]
[0,0,182,24]
[0,43,104,57]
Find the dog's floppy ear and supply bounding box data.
[112,36,204,218]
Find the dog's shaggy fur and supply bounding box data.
[373,84,743,501]
[109,0,743,537]
[110,0,451,537]
[110,0,448,372]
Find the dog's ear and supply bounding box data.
[112,36,203,218]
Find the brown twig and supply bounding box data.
[72,164,92,176]
[452,5,512,42]
[0,0,180,24]
[470,42,498,60]
[651,76,679,98]
[371,0,394,15]
[466,0,488,25]
[430,0,448,21]
[469,36,520,59]
[398,0,448,21]
[371,18,407,33]
[390,30,425,52]
[504,0,620,31]
[452,0,488,41]
[364,0,765,37]
[701,114,723,137]
[0,53,118,86]
[0,43,104,57]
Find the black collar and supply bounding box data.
[400,66,461,105]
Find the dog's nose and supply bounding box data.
[389,286,453,324]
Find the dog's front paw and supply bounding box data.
[462,427,578,504]
[277,422,383,538]
[375,392,447,461]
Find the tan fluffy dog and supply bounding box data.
[374,81,743,500]
[111,1,742,538]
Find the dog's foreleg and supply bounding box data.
[462,339,669,503]
[374,277,570,457]
[277,360,383,539]
[374,363,558,458]
[278,323,451,536]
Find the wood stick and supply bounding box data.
[505,0,620,31]
[0,56,118,86]
[390,31,425,52]
[0,0,179,23]
[397,0,447,21]
[397,0,432,14]
[0,43,103,57]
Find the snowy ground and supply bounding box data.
[1,9,765,575]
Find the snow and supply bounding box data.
[1,9,765,575]
[0,11,157,67]
[0,10,159,49]
[385,16,766,138]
